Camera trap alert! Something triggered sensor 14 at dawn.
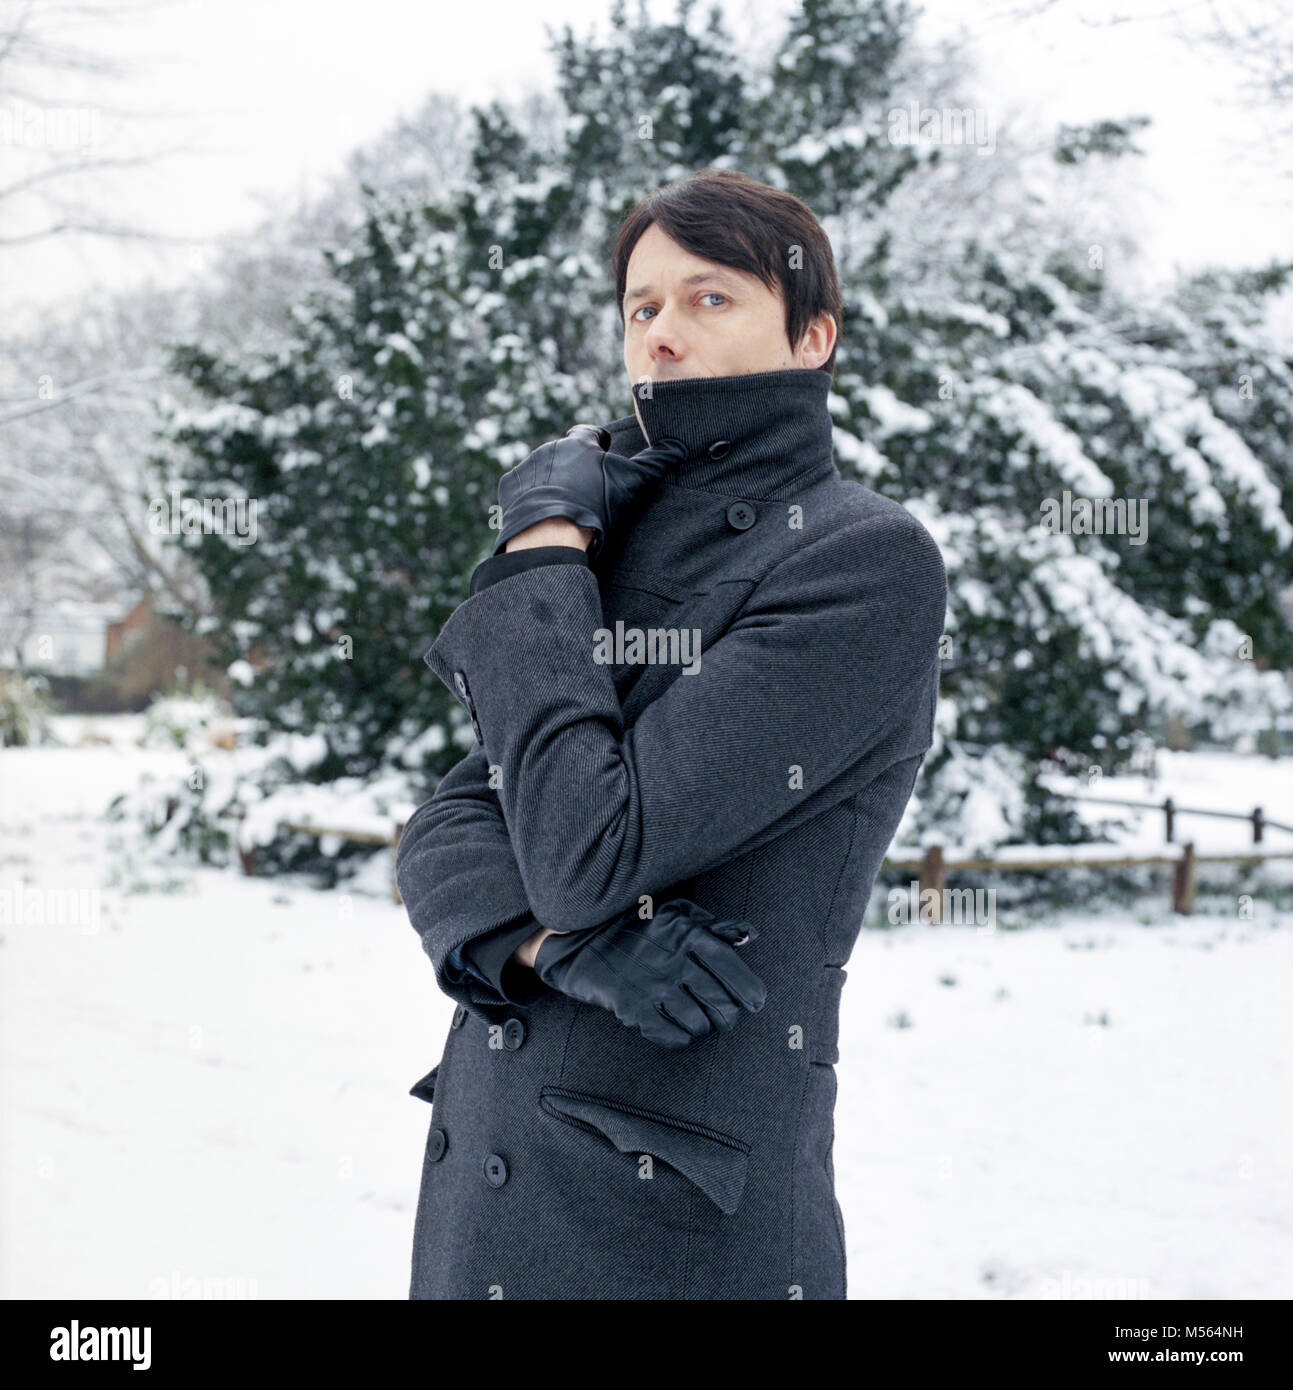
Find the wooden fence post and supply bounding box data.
[392,821,405,905]
[920,844,945,924]
[1164,797,1175,843]
[1172,841,1195,915]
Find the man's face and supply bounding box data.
[622,222,835,439]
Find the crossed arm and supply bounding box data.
[395,743,558,1014]
[396,522,595,1013]
[468,518,599,976]
[397,509,947,1018]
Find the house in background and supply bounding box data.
[105,598,156,665]
[0,597,226,711]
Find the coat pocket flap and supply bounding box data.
[540,1088,749,1215]
[408,1064,439,1103]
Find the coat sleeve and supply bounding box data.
[405,543,590,1009]
[422,509,947,934]
[456,918,550,1006]
[395,743,550,1017]
[468,544,590,596]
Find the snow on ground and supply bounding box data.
[1,735,439,1300]
[841,916,1292,1300]
[1,728,1289,1298]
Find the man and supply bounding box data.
[396,168,947,1300]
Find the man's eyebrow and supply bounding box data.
[624,270,744,305]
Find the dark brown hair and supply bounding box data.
[610,168,843,377]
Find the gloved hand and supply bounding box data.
[533,897,766,1049]
[492,424,688,559]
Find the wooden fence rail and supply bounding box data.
[888,843,1293,922]
[235,819,406,903]
[233,818,1293,916]
[1048,792,1293,844]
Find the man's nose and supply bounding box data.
[646,319,682,360]
[644,304,684,355]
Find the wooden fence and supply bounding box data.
[236,819,406,903]
[889,842,1293,922]
[1050,791,1293,845]
[234,796,1293,916]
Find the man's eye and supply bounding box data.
[632,294,726,322]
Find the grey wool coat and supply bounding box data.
[395,365,947,1300]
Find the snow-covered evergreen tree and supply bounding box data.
[155,0,1292,863]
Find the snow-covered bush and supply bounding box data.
[0,673,54,747]
[109,727,419,887]
[139,688,230,751]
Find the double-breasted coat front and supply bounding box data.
[395,366,947,1299]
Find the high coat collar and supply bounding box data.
[602,366,838,498]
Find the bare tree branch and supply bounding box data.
[0,0,191,254]
[0,364,162,425]
[0,145,193,202]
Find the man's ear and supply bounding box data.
[795,311,837,370]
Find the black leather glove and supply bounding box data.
[492,424,688,559]
[533,898,766,1049]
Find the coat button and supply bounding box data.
[483,1153,509,1187]
[502,1017,526,1050]
[707,439,731,459]
[451,1004,467,1029]
[428,1128,447,1162]
[726,501,757,531]
[453,670,469,696]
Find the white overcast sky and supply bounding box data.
[4,0,1290,331]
